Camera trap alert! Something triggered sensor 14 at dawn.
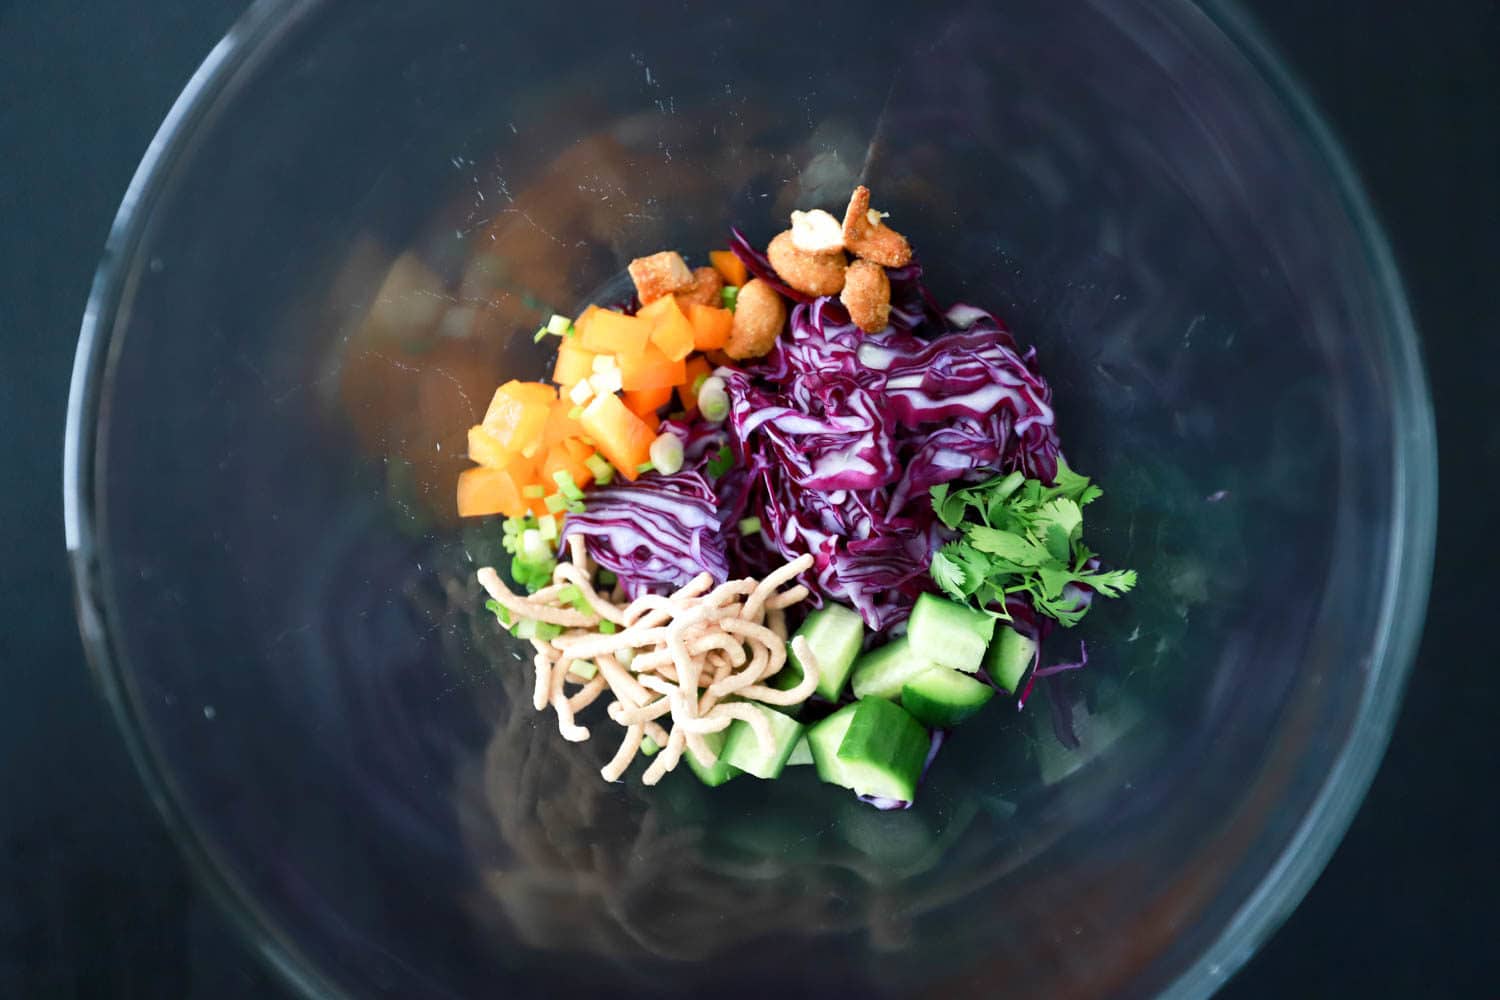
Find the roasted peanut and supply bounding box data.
[766,230,846,297]
[725,279,787,360]
[674,266,725,308]
[840,259,891,333]
[841,186,911,268]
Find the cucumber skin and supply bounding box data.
[777,604,866,700]
[985,626,1037,693]
[834,698,930,802]
[907,593,995,674]
[806,704,860,787]
[901,666,995,728]
[721,705,805,779]
[685,728,738,787]
[850,637,939,700]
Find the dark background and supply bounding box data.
[2,1,1495,996]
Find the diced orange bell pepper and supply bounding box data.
[542,397,585,446]
[709,250,748,287]
[552,339,596,387]
[623,386,673,419]
[618,343,687,392]
[467,424,512,468]
[704,349,735,368]
[686,303,733,351]
[573,304,604,338]
[580,392,656,481]
[579,309,652,355]
[678,356,713,414]
[635,296,679,326]
[542,442,593,493]
[482,380,557,454]
[640,410,661,433]
[562,437,595,465]
[457,466,528,518]
[648,300,696,362]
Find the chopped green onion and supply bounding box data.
[534,622,563,642]
[584,453,614,485]
[557,584,582,605]
[635,461,655,474]
[706,444,734,478]
[616,646,635,668]
[483,598,512,627]
[597,569,617,586]
[649,433,684,476]
[532,326,550,343]
[565,499,586,514]
[599,621,617,635]
[545,493,567,513]
[570,659,598,680]
[568,405,583,420]
[697,376,729,423]
[640,735,661,756]
[521,529,549,563]
[546,313,572,336]
[538,514,559,542]
[552,470,584,500]
[691,372,711,395]
[737,517,762,536]
[521,484,545,499]
[514,619,537,640]
[720,285,739,311]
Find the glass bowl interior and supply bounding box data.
[67,0,1435,997]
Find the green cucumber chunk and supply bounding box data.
[685,728,738,787]
[907,593,996,673]
[721,704,805,779]
[807,704,860,787]
[984,625,1037,693]
[833,698,931,802]
[850,637,939,700]
[787,735,814,766]
[900,665,995,728]
[775,603,865,700]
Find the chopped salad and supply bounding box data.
[459,186,1135,808]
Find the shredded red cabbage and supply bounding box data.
[566,248,1061,629]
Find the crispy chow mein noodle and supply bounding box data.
[477,551,820,786]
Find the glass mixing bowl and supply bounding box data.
[65,0,1436,996]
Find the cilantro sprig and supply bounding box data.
[928,461,1136,627]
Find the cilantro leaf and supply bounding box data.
[965,526,1052,566]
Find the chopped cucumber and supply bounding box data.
[806,704,859,786]
[850,637,939,700]
[787,735,813,766]
[772,603,866,701]
[832,698,930,802]
[721,705,805,779]
[906,593,995,673]
[984,625,1037,693]
[900,665,994,728]
[684,728,738,787]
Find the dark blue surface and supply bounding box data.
[0,1,1495,996]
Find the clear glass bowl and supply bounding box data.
[65,0,1436,996]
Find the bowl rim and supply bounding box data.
[62,0,1438,997]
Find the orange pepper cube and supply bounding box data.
[579,309,652,356]
[618,343,687,392]
[709,250,748,287]
[623,385,673,419]
[579,392,656,481]
[687,303,733,351]
[648,300,696,362]
[482,380,557,452]
[552,339,596,387]
[457,466,527,518]
[678,356,713,414]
